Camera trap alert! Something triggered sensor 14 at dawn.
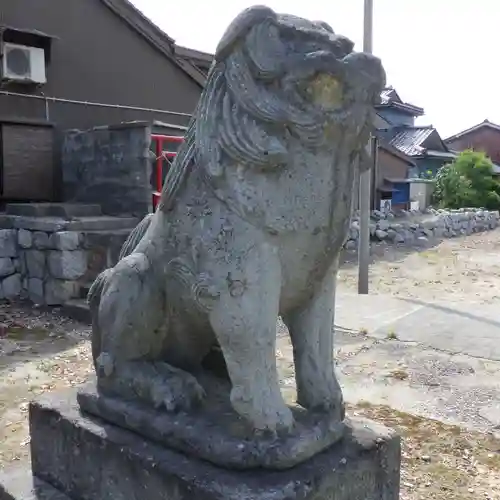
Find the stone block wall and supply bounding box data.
[0,213,137,305]
[345,208,500,250]
[0,207,497,302]
[18,228,87,305]
[62,122,153,218]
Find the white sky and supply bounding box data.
[132,0,500,139]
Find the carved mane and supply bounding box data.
[158,6,356,212]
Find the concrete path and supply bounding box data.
[278,291,500,433]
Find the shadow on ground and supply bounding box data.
[340,236,444,270]
[0,301,89,371]
[399,297,500,329]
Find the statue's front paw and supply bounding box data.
[151,363,206,412]
[320,391,345,421]
[297,376,345,421]
[230,385,295,435]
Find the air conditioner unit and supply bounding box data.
[2,43,46,84]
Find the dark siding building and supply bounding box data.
[445,120,500,167]
[0,0,206,201]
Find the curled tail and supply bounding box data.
[119,213,154,260]
[89,213,154,309]
[87,268,111,309]
[88,213,154,367]
[87,268,112,366]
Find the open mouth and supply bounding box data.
[301,73,344,110]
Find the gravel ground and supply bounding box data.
[1,230,500,498]
[338,229,500,304]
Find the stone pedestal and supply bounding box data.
[0,389,401,500]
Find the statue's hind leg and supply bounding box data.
[92,253,205,411]
[283,262,344,421]
[209,242,293,433]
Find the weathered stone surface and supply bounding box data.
[28,278,44,304]
[86,6,385,445]
[0,230,17,258]
[0,258,15,278]
[5,202,102,218]
[0,215,14,230]
[21,389,400,500]
[394,232,405,243]
[80,230,132,283]
[378,219,390,231]
[10,215,138,233]
[17,229,32,249]
[21,277,28,293]
[64,217,139,232]
[48,232,80,251]
[26,250,46,279]
[11,216,67,232]
[0,11,401,500]
[78,377,345,470]
[3,274,22,299]
[45,280,78,306]
[48,251,87,280]
[12,258,21,273]
[0,467,70,500]
[344,208,500,250]
[33,231,50,249]
[19,253,27,276]
[62,123,153,218]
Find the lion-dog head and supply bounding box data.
[160,5,386,226]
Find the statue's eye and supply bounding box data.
[304,74,344,109]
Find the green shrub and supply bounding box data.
[433,150,500,209]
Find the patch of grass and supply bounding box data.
[36,359,56,373]
[5,326,49,340]
[419,249,440,263]
[386,330,398,340]
[350,403,500,499]
[388,368,409,381]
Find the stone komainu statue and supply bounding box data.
[88,5,385,433]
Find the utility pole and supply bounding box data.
[358,0,373,294]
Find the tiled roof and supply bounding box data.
[377,87,424,116]
[445,119,500,143]
[385,126,435,157]
[380,88,400,105]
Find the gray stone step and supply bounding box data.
[64,216,139,232]
[61,299,90,324]
[7,215,139,232]
[6,203,102,218]
[79,282,93,299]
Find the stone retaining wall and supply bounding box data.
[0,214,137,305]
[18,229,87,305]
[345,208,500,250]
[0,227,87,304]
[0,208,497,302]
